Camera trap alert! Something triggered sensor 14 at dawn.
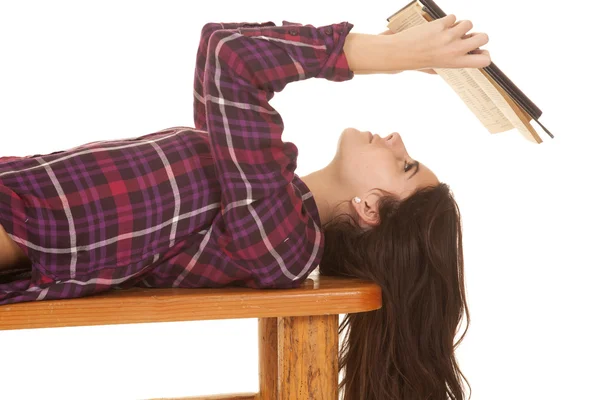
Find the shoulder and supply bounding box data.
[291,175,322,229]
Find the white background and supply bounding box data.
[1,0,598,399]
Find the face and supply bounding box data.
[335,127,439,200]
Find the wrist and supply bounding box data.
[343,33,396,73]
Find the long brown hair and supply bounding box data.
[319,183,470,400]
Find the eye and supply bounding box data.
[404,161,415,172]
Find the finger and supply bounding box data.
[462,32,481,39]
[461,32,490,52]
[470,49,490,57]
[378,29,394,35]
[438,14,457,29]
[457,52,492,69]
[449,20,474,38]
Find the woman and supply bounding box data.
[0,15,489,399]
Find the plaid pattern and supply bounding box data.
[0,21,354,305]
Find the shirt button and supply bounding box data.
[325,27,333,35]
[289,29,298,36]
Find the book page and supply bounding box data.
[387,2,516,135]
[435,68,513,133]
[465,68,541,142]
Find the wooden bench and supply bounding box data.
[0,273,381,399]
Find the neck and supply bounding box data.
[301,164,353,226]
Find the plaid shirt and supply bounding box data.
[0,21,355,305]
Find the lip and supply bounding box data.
[368,132,374,143]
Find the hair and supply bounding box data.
[319,183,470,400]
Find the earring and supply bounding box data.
[353,197,361,204]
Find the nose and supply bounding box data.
[371,132,403,149]
[384,132,401,146]
[385,132,410,157]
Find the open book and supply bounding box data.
[387,0,554,143]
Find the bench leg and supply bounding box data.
[259,317,278,400]
[259,315,339,400]
[278,315,339,400]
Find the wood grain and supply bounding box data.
[278,315,339,400]
[150,394,256,400]
[258,318,278,400]
[0,274,381,331]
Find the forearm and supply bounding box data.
[351,69,404,75]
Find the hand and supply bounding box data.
[386,15,491,71]
[377,29,436,74]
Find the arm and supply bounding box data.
[202,22,354,288]
[195,16,487,129]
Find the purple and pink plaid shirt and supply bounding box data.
[0,21,355,305]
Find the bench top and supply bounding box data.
[0,274,382,331]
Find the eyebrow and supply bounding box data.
[408,161,420,180]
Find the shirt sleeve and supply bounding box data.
[194,21,279,131]
[201,21,354,288]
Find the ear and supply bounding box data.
[351,193,380,228]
